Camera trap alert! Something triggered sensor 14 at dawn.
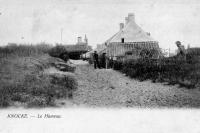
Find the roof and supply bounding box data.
[106,16,157,43]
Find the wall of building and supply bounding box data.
[106,42,159,57]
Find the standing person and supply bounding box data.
[93,51,99,69]
[110,56,114,68]
[175,41,187,81]
[101,53,106,68]
[175,41,186,60]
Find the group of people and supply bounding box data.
[93,51,107,69]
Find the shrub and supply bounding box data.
[113,57,200,88]
[113,60,123,70]
[11,93,30,103]
[59,52,69,61]
[48,45,67,58]
[27,96,49,108]
[0,63,78,108]
[48,45,70,61]
[0,88,10,108]
[0,73,78,108]
[68,52,81,60]
[0,43,77,108]
[50,74,78,98]
[0,43,52,58]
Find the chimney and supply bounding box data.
[77,36,82,43]
[84,34,88,44]
[119,23,124,30]
[128,13,135,22]
[125,17,129,24]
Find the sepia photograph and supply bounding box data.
[0,0,200,132]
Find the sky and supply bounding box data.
[0,0,200,51]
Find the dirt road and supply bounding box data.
[61,61,200,108]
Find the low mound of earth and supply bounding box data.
[0,54,77,108]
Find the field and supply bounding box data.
[0,44,77,108]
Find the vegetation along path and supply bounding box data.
[60,60,200,108]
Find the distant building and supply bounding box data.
[60,35,92,59]
[76,35,88,45]
[63,35,92,53]
[99,13,160,59]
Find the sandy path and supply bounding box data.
[62,62,200,108]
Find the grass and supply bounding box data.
[112,55,200,89]
[0,43,77,108]
[0,43,52,58]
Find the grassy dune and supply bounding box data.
[0,44,77,108]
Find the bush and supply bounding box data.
[0,73,78,108]
[48,45,66,56]
[0,43,52,58]
[0,43,77,108]
[27,96,49,108]
[0,88,10,108]
[50,74,78,98]
[113,60,123,70]
[0,58,78,108]
[68,52,81,60]
[48,45,69,61]
[113,57,200,88]
[59,52,69,61]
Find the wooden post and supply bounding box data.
[106,43,108,69]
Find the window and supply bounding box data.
[121,38,124,43]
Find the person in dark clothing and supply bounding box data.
[101,53,106,68]
[93,51,100,69]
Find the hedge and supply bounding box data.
[112,56,200,89]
